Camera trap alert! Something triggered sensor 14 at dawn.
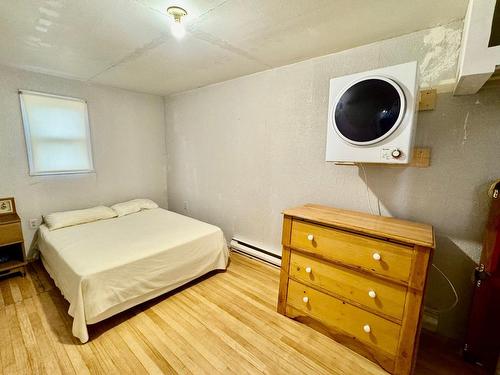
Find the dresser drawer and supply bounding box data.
[287,279,401,356]
[290,220,413,282]
[0,222,23,245]
[289,251,407,320]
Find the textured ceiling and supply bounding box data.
[0,0,469,95]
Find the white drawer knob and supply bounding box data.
[368,290,377,299]
[302,296,309,303]
[307,234,314,241]
[372,252,381,261]
[305,266,312,274]
[363,324,371,333]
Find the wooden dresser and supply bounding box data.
[278,204,434,374]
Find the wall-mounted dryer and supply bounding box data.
[326,61,418,164]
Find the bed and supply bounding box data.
[37,207,229,343]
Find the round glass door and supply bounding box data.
[333,77,405,145]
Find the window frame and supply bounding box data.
[19,89,95,176]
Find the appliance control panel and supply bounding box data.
[381,148,405,161]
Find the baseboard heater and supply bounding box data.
[230,238,281,267]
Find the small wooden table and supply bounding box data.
[0,199,27,277]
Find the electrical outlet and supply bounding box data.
[29,217,42,229]
[183,201,189,211]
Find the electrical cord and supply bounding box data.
[358,163,381,216]
[425,263,459,314]
[357,163,458,313]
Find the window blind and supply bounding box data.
[19,90,94,175]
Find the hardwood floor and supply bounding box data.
[0,252,486,374]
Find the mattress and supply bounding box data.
[38,208,229,343]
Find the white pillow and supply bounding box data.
[44,206,117,231]
[111,199,158,217]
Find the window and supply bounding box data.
[19,90,94,176]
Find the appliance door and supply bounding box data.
[333,77,406,145]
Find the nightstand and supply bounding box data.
[0,198,27,277]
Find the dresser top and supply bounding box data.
[283,204,435,248]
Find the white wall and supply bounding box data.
[0,65,167,254]
[165,21,500,339]
[165,21,463,254]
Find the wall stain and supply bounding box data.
[420,24,462,88]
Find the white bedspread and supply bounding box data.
[38,208,229,343]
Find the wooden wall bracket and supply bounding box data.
[408,147,431,168]
[418,89,437,111]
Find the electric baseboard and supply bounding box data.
[230,238,281,267]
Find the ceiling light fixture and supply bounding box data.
[167,6,187,39]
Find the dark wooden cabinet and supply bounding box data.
[464,181,500,372]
